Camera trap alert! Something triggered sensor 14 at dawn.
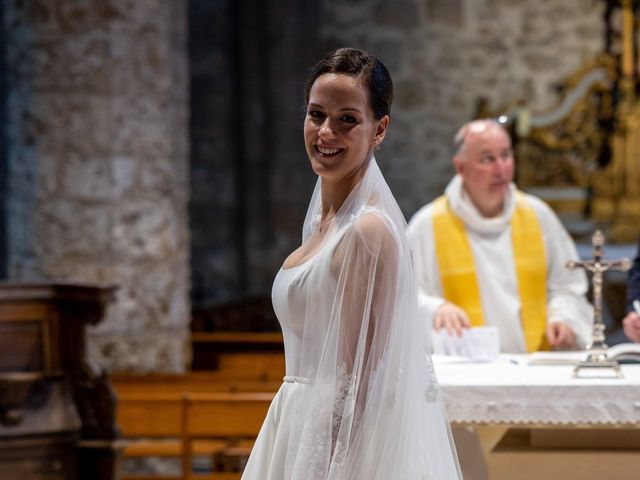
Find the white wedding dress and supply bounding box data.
[242,159,461,480]
[242,229,345,479]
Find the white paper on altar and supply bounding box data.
[432,326,500,361]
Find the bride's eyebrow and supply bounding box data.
[307,104,363,114]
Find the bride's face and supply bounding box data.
[304,73,388,182]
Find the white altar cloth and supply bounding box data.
[434,355,640,426]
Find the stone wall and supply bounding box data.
[321,0,605,216]
[4,0,190,372]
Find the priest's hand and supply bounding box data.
[546,321,576,349]
[622,311,640,343]
[434,302,471,337]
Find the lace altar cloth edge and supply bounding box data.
[434,355,640,425]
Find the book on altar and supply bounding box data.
[528,343,640,365]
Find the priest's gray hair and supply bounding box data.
[453,118,505,159]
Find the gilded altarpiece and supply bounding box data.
[481,0,640,243]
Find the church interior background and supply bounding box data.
[1,0,640,478]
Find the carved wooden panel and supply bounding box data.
[0,435,77,480]
[0,304,53,373]
[0,283,118,480]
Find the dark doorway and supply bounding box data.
[0,3,8,279]
[188,0,322,309]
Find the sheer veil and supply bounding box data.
[287,157,461,479]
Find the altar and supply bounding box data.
[435,356,640,480]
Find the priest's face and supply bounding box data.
[453,123,514,217]
[304,73,389,184]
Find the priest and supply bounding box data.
[408,119,592,353]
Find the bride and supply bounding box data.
[242,47,461,479]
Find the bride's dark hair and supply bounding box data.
[304,47,393,120]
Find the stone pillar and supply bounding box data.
[4,0,190,372]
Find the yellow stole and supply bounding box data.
[431,193,549,352]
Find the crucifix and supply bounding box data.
[566,230,631,378]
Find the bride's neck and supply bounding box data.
[319,164,367,217]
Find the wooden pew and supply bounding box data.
[112,372,281,394]
[115,377,276,480]
[117,392,212,480]
[182,392,274,479]
[191,332,285,380]
[115,328,285,478]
